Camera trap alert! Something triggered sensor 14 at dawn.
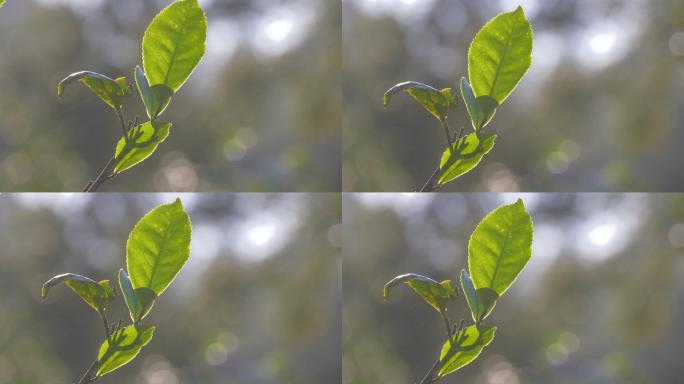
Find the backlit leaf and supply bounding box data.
[384,81,458,121]
[135,66,173,121]
[142,0,207,93]
[468,199,533,296]
[438,325,497,377]
[42,273,114,313]
[127,198,192,297]
[468,6,533,105]
[58,71,131,110]
[438,132,497,185]
[113,121,172,173]
[97,325,155,376]
[384,273,457,313]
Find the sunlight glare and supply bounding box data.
[248,225,275,247]
[265,19,294,42]
[589,33,616,55]
[589,225,616,246]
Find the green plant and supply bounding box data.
[42,199,192,383]
[383,7,533,192]
[384,199,533,383]
[58,0,207,192]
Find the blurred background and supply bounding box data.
[343,193,684,383]
[0,193,341,383]
[0,0,340,191]
[342,0,684,191]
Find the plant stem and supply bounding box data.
[83,156,116,192]
[419,127,465,192]
[76,358,99,384]
[415,318,465,384]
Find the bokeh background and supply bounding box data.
[344,193,684,383]
[343,0,684,191]
[0,0,340,191]
[0,193,341,384]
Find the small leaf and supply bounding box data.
[469,199,533,297]
[97,324,155,376]
[119,269,144,323]
[113,121,172,173]
[127,198,192,297]
[135,66,173,121]
[58,71,131,110]
[460,78,499,131]
[469,6,533,105]
[383,81,458,121]
[42,273,113,313]
[384,273,457,313]
[438,132,497,185]
[460,269,483,322]
[438,325,497,377]
[0,1,6,9]
[142,0,207,93]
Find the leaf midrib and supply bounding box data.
[488,30,513,98]
[146,224,173,291]
[162,13,191,88]
[487,223,512,290]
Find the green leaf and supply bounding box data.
[135,66,173,121]
[42,273,114,313]
[460,269,498,323]
[383,81,458,121]
[438,325,497,377]
[113,121,172,173]
[127,198,192,297]
[57,71,131,110]
[142,0,207,93]
[97,324,155,376]
[0,1,6,9]
[383,273,457,313]
[468,6,533,105]
[438,132,497,185]
[469,199,533,296]
[460,77,498,131]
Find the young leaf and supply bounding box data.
[383,273,457,313]
[460,77,498,131]
[438,132,497,185]
[42,273,114,313]
[383,81,458,121]
[0,1,6,8]
[113,121,172,173]
[119,269,142,323]
[142,0,207,93]
[460,269,483,322]
[58,71,131,111]
[127,198,192,297]
[468,6,533,105]
[468,199,533,297]
[438,325,497,377]
[135,66,173,121]
[97,324,155,376]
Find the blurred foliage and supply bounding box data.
[343,0,684,191]
[343,193,684,383]
[0,0,340,191]
[0,193,341,383]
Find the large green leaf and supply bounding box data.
[42,273,115,313]
[384,273,457,313]
[384,81,457,121]
[438,325,497,377]
[135,66,173,121]
[438,132,497,185]
[468,6,533,105]
[58,71,131,110]
[142,0,207,93]
[127,199,192,297]
[97,324,155,376]
[468,199,533,296]
[113,121,172,173]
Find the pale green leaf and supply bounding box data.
[438,132,497,185]
[113,121,172,173]
[135,66,173,121]
[468,199,533,296]
[384,81,457,121]
[58,71,131,110]
[438,325,497,377]
[42,273,114,313]
[384,273,457,313]
[97,325,155,376]
[127,198,192,297]
[142,0,207,93]
[468,6,533,104]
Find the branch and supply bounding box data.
[419,126,465,192]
